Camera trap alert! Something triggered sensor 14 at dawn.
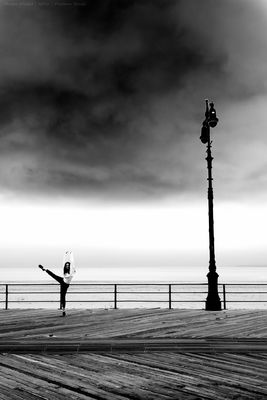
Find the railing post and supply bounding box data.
[223,284,226,310]
[169,284,172,309]
[5,284,8,310]
[114,284,117,309]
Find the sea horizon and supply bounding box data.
[1,265,267,284]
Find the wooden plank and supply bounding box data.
[1,338,267,353]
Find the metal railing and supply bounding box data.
[0,283,267,310]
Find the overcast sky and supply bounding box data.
[1,0,267,278]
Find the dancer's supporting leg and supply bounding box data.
[60,282,69,316]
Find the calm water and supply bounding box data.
[1,265,267,283]
[1,266,267,310]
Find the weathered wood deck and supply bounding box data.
[0,308,267,399]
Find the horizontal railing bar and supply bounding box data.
[1,294,209,297]
[110,291,170,294]
[5,291,116,295]
[0,283,210,287]
[0,283,168,286]
[0,283,267,286]
[0,300,216,304]
[2,300,267,304]
[171,291,208,294]
[0,300,62,303]
[0,300,203,303]
[1,291,209,294]
[112,301,170,303]
[116,283,208,286]
[10,292,267,296]
[114,292,208,294]
[6,292,61,295]
[163,300,207,303]
[68,291,115,294]
[1,300,115,303]
[116,300,203,303]
[116,300,198,302]
[223,300,267,303]
[218,283,267,286]
[1,297,266,301]
[219,292,267,294]
[1,283,267,287]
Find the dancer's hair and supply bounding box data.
[64,262,71,274]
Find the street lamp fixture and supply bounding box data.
[200,99,222,311]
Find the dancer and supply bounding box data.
[38,251,76,316]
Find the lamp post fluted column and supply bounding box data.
[200,99,221,311]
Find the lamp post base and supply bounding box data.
[205,298,222,311]
[206,271,222,311]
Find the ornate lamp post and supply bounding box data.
[200,99,222,311]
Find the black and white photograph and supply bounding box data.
[0,0,267,398]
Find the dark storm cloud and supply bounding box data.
[0,0,266,199]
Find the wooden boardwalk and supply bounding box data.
[0,308,267,399]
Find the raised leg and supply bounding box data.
[45,269,63,285]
